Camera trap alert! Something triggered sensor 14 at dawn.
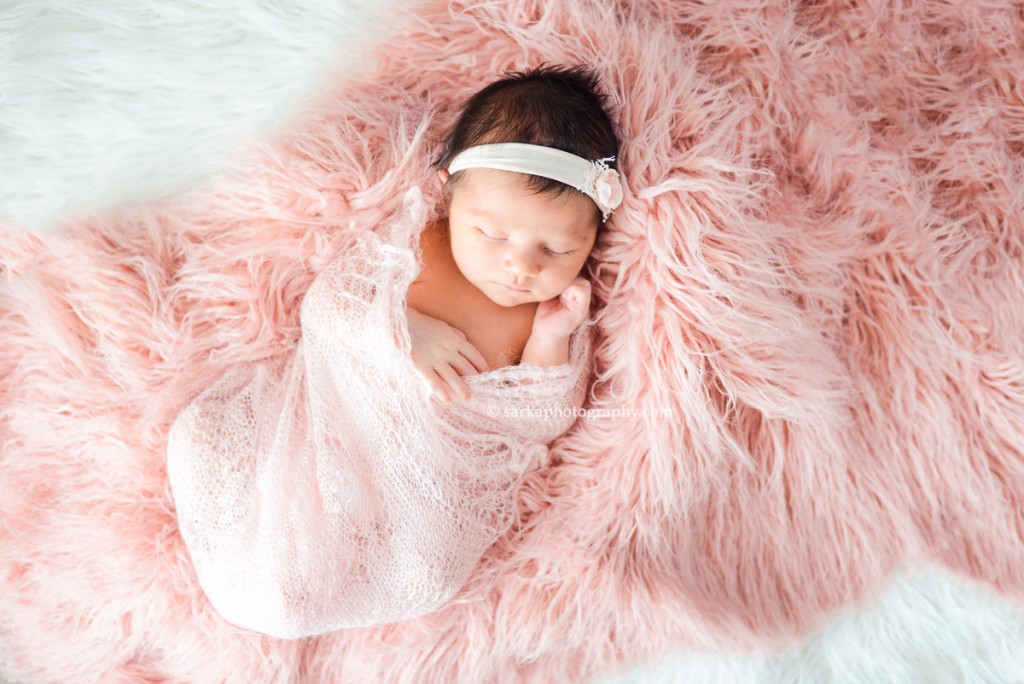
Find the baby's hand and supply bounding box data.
[405,307,489,403]
[530,277,592,343]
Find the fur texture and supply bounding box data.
[2,0,1023,682]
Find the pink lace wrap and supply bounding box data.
[166,189,592,638]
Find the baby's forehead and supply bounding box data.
[459,170,599,233]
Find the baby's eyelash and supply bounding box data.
[477,228,573,256]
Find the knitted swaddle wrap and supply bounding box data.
[166,189,592,638]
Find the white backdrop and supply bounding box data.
[0,0,400,234]
[1,1,1023,682]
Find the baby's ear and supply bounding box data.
[436,169,450,187]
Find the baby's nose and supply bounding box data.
[503,252,539,278]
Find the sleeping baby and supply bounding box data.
[166,64,623,639]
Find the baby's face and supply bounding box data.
[442,168,598,308]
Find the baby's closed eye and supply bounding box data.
[475,228,575,256]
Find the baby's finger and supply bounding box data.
[450,354,480,380]
[569,296,589,313]
[423,370,449,403]
[567,279,591,300]
[450,376,471,402]
[447,358,477,400]
[434,365,470,402]
[459,341,489,374]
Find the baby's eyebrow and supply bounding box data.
[573,228,595,242]
[542,227,591,246]
[566,225,598,244]
[466,206,494,219]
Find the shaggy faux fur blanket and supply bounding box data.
[2,0,1023,682]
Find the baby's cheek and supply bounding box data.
[558,269,583,293]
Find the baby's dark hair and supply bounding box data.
[434,64,619,206]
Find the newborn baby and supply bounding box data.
[165,64,623,639]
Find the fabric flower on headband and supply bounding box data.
[585,159,623,222]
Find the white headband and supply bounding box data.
[446,142,623,222]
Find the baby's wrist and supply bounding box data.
[527,330,571,347]
[521,332,570,367]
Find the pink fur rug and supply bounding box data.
[2,0,1023,681]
